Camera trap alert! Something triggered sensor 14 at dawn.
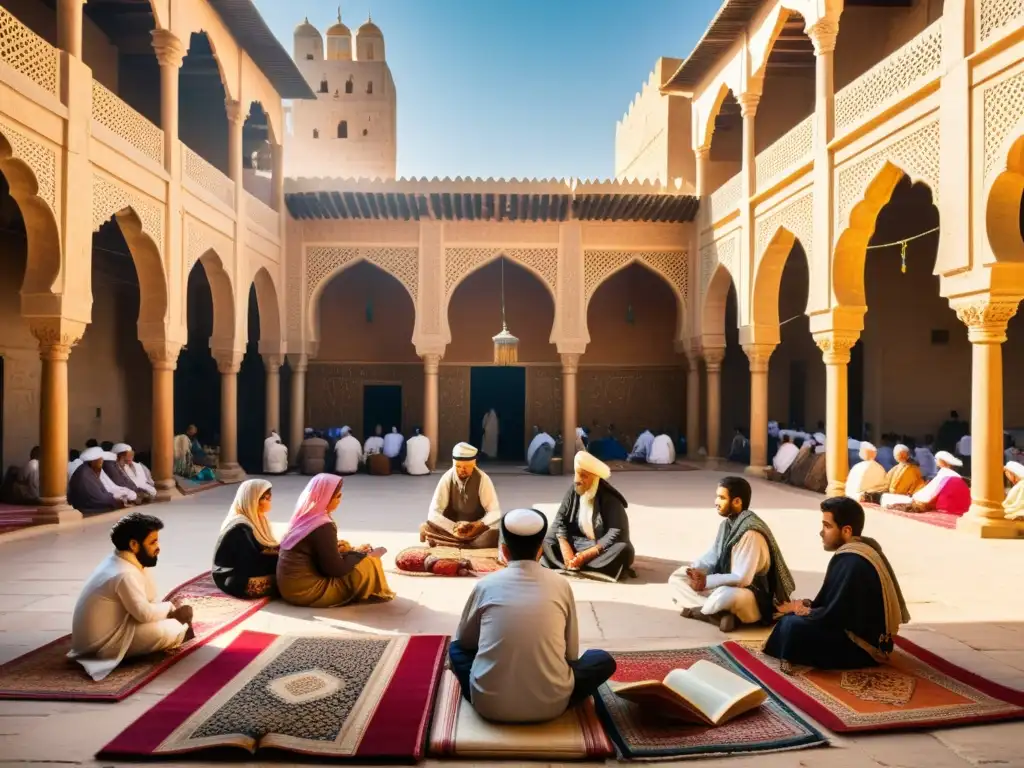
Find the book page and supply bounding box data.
[684,660,765,724]
[663,667,726,721]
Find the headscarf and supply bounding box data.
[280,473,343,551]
[217,479,277,550]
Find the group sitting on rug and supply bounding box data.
[449,507,617,723]
[69,447,133,514]
[421,442,501,549]
[844,442,888,501]
[586,423,628,462]
[765,496,909,670]
[212,479,280,599]
[0,445,41,505]
[69,512,195,681]
[880,450,970,516]
[669,476,794,633]
[541,451,635,582]
[263,432,288,474]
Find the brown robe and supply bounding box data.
[804,453,828,494]
[885,462,926,496]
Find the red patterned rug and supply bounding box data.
[595,646,828,760]
[391,545,505,577]
[0,572,268,702]
[99,630,448,761]
[0,503,41,534]
[723,637,1024,732]
[862,502,959,530]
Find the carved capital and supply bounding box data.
[695,144,712,161]
[703,347,726,371]
[560,353,581,375]
[287,353,309,374]
[738,92,761,119]
[263,353,285,372]
[807,19,839,55]
[743,343,775,373]
[422,353,442,374]
[814,331,859,365]
[150,29,185,69]
[144,340,183,371]
[953,298,1020,343]
[30,318,86,361]
[213,350,244,375]
[224,98,244,125]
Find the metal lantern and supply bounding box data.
[492,258,519,365]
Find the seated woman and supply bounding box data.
[1004,461,1024,520]
[213,479,280,599]
[276,473,395,608]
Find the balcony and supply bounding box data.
[0,7,59,98]
[707,172,742,226]
[182,145,235,210]
[755,115,813,194]
[246,190,280,235]
[91,80,164,169]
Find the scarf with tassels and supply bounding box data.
[837,536,910,660]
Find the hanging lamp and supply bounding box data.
[492,258,519,365]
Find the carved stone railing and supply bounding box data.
[0,6,59,96]
[91,80,164,167]
[246,191,279,234]
[183,145,235,209]
[707,172,743,225]
[755,115,813,192]
[834,20,943,137]
[978,0,1024,45]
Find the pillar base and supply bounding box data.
[825,480,847,497]
[216,463,246,483]
[34,501,83,525]
[956,515,1024,539]
[155,481,181,503]
[744,465,771,479]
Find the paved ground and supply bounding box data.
[1,467,1023,767]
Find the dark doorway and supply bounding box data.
[238,287,266,474]
[788,360,807,429]
[0,355,4,471]
[363,385,402,441]
[848,339,865,439]
[469,366,527,461]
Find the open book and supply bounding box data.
[608,659,767,726]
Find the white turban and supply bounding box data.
[574,451,610,480]
[894,443,910,459]
[112,443,131,455]
[452,442,478,461]
[102,452,117,462]
[502,508,545,536]
[935,450,963,467]
[80,446,104,462]
[859,441,877,459]
[814,432,826,444]
[1005,461,1024,480]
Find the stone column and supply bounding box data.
[31,320,85,523]
[264,354,283,435]
[215,353,244,480]
[814,331,857,496]
[57,0,85,59]
[954,299,1021,536]
[686,344,701,459]
[738,92,760,199]
[744,343,775,474]
[288,353,308,468]
[144,341,181,501]
[422,354,441,470]
[695,145,711,198]
[226,99,245,193]
[704,347,725,459]
[561,353,580,471]
[151,30,184,172]
[271,142,285,213]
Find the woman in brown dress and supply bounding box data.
[276,473,394,608]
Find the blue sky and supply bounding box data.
[254,0,722,180]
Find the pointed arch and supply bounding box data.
[698,82,734,152]
[752,228,810,327]
[251,265,282,347]
[987,129,1024,263]
[444,249,557,309]
[191,248,236,345]
[109,208,169,330]
[584,254,688,340]
[701,262,736,345]
[308,256,416,343]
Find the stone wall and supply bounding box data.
[305,362,425,441]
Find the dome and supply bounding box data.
[357,18,383,38]
[295,17,321,37]
[326,8,350,37]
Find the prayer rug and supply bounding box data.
[606,460,698,473]
[862,501,959,530]
[99,630,448,761]
[0,572,268,702]
[428,669,614,759]
[723,637,1024,732]
[595,646,828,761]
[0,503,40,534]
[174,475,224,495]
[391,545,505,577]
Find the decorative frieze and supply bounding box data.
[582,250,688,307]
[444,248,557,299]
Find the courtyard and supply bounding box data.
[0,468,1022,766]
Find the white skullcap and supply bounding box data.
[102,451,117,462]
[452,442,478,460]
[894,443,910,457]
[502,508,545,536]
[574,451,610,480]
[935,450,963,467]
[1005,461,1024,478]
[859,441,877,455]
[112,443,131,455]
[80,446,104,462]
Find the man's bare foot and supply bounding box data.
[718,613,737,632]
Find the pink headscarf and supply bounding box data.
[280,473,344,551]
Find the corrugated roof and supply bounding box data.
[207,0,315,100]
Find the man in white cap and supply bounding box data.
[108,444,156,501]
[68,447,126,514]
[421,442,501,548]
[844,442,887,501]
[450,508,616,723]
[334,426,362,475]
[99,451,140,505]
[541,451,635,581]
[883,450,971,516]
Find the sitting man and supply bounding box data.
[527,426,556,475]
[669,476,794,632]
[765,496,909,670]
[403,427,431,475]
[263,431,288,474]
[449,508,616,723]
[68,447,128,514]
[68,512,194,681]
[541,452,635,582]
[1004,461,1024,519]
[383,426,406,471]
[421,442,501,548]
[769,434,799,481]
[845,441,887,501]
[100,451,141,505]
[881,443,926,498]
[628,428,655,463]
[648,431,677,465]
[915,437,938,479]
[363,425,390,475]
[67,448,83,480]
[298,428,329,475]
[107,444,156,501]
[9,446,41,504]
[363,424,385,458]
[882,450,970,516]
[334,426,362,475]
[727,427,750,464]
[588,424,628,462]
[186,425,217,468]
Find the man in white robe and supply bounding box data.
[262,432,288,474]
[334,426,362,474]
[363,424,385,458]
[69,513,193,681]
[527,427,555,465]
[403,427,431,476]
[648,433,676,465]
[772,435,799,476]
[845,441,888,500]
[113,444,156,500]
[383,426,405,470]
[628,429,655,462]
[422,443,501,548]
[19,446,40,502]
[99,452,138,504]
[482,409,500,459]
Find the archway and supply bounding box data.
[238,285,265,472]
[447,258,556,460]
[582,262,685,452]
[180,32,230,175]
[243,101,274,206]
[703,87,742,210]
[702,264,746,457]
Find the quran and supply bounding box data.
[608,659,767,726]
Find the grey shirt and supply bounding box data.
[455,559,578,723]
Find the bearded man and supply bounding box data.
[420,443,501,548]
[540,451,635,582]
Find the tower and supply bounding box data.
[287,11,397,180]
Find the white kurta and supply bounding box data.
[383,431,405,458]
[263,435,288,473]
[668,530,770,624]
[99,468,136,503]
[403,434,431,475]
[648,434,676,465]
[21,459,39,500]
[335,435,363,473]
[773,443,799,474]
[482,411,500,457]
[428,467,502,533]
[123,461,156,498]
[526,433,555,463]
[363,435,385,456]
[68,551,187,681]
[845,459,888,498]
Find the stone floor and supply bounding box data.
[1,467,1023,767]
